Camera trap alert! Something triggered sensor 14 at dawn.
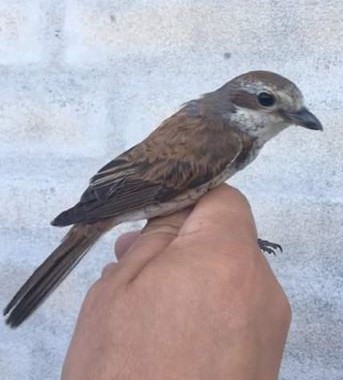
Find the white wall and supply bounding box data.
[0,1,342,379]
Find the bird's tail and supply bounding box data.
[4,221,112,327]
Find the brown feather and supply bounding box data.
[52,106,244,226]
[4,221,114,327]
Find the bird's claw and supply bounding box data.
[257,239,283,256]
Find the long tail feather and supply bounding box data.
[4,222,111,327]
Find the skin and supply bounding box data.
[61,185,291,380]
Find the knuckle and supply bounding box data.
[228,187,252,211]
[86,280,102,300]
[101,263,117,278]
[214,185,252,215]
[81,281,104,313]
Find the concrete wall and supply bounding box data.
[0,1,342,379]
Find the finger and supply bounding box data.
[101,263,117,278]
[101,231,140,279]
[179,184,258,246]
[115,231,140,260]
[108,209,191,284]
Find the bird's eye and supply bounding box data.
[257,92,276,107]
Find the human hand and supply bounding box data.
[62,184,291,380]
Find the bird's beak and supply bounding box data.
[285,107,323,131]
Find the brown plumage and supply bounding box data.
[4,71,322,327]
[4,222,113,326]
[53,109,245,226]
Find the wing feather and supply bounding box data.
[52,107,244,226]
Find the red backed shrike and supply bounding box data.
[4,71,322,327]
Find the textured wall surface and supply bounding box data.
[0,1,342,379]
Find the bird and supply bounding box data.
[4,71,323,327]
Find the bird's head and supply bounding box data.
[210,71,323,143]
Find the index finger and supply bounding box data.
[179,184,258,246]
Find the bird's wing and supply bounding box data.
[52,109,245,226]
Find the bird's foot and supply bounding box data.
[257,238,283,256]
